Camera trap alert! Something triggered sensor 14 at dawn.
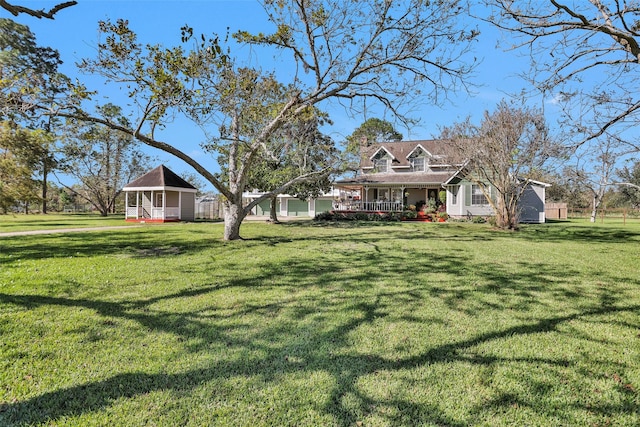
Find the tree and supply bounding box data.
[565,137,625,222]
[0,1,77,19]
[0,18,68,213]
[59,104,154,216]
[440,100,559,230]
[237,105,338,223]
[345,118,403,173]
[37,0,479,240]
[485,1,640,149]
[617,160,640,208]
[0,121,47,213]
[566,135,640,221]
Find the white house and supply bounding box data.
[333,140,550,223]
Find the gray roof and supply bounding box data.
[336,172,452,186]
[360,139,450,169]
[124,165,196,190]
[336,140,456,186]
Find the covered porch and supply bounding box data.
[125,190,182,222]
[333,184,443,212]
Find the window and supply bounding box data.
[373,158,388,173]
[451,186,458,205]
[409,157,425,172]
[471,185,488,205]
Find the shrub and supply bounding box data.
[315,211,403,222]
[314,211,335,221]
[403,210,417,219]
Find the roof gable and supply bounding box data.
[369,146,395,161]
[124,165,197,190]
[406,144,432,159]
[361,140,447,169]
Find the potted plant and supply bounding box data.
[438,211,448,222]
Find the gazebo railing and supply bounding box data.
[164,207,180,218]
[127,206,180,219]
[126,207,138,218]
[152,207,180,219]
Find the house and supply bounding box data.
[442,168,551,224]
[333,140,550,223]
[243,189,339,218]
[334,140,457,212]
[123,165,197,222]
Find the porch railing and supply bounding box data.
[165,207,180,218]
[127,206,180,219]
[334,201,403,212]
[126,206,138,218]
[152,207,180,219]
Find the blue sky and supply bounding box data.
[6,0,553,191]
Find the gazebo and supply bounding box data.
[123,165,197,222]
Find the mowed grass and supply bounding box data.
[0,219,639,426]
[0,214,127,233]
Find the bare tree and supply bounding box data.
[36,0,478,240]
[440,100,559,230]
[59,104,154,216]
[568,136,639,222]
[485,0,640,149]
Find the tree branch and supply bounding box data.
[0,1,77,19]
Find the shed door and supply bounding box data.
[256,199,280,216]
[287,199,309,217]
[315,199,333,214]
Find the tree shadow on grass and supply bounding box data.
[0,227,227,266]
[1,223,639,425]
[1,287,637,426]
[517,222,640,243]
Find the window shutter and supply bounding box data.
[465,184,471,206]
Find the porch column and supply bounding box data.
[125,192,129,219]
[364,186,369,210]
[178,191,182,220]
[136,191,140,219]
[151,190,154,219]
[163,190,166,220]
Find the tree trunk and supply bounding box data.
[268,196,279,223]
[42,162,48,214]
[590,195,601,223]
[223,199,247,240]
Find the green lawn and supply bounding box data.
[0,213,128,233]
[1,219,638,426]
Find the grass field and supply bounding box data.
[0,214,128,233]
[0,217,639,426]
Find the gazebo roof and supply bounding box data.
[123,165,197,191]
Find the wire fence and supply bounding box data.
[567,207,640,224]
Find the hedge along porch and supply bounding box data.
[123,165,197,222]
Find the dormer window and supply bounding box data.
[409,157,425,172]
[373,157,388,173]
